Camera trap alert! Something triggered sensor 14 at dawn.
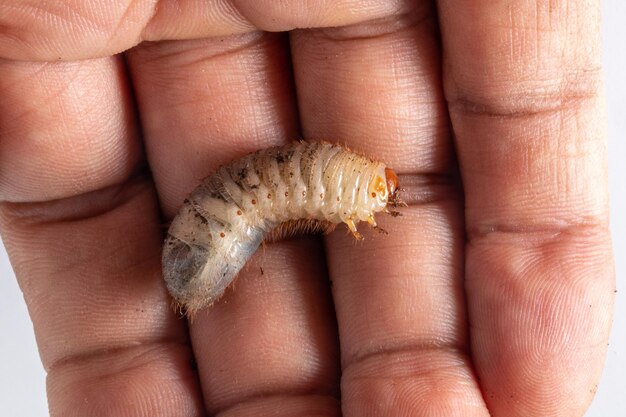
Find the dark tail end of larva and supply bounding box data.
[161,192,266,316]
[162,232,263,317]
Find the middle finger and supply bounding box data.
[290,3,488,415]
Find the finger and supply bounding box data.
[437,0,614,415]
[191,238,341,415]
[127,33,341,415]
[0,58,204,415]
[126,33,298,217]
[291,4,488,416]
[1,0,415,61]
[0,59,140,202]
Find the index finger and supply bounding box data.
[437,0,615,415]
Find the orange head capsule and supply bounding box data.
[384,167,402,207]
[384,168,398,195]
[385,168,406,210]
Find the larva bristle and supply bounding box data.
[265,219,337,243]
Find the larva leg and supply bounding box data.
[367,214,389,235]
[344,218,364,240]
[384,207,403,217]
[367,214,377,227]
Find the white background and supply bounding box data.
[1,2,625,415]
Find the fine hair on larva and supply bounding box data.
[162,141,402,314]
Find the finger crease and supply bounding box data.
[447,67,602,119]
[215,393,340,417]
[342,340,469,375]
[449,91,599,120]
[210,384,340,416]
[0,172,152,225]
[46,335,190,375]
[311,8,434,42]
[134,31,268,67]
[396,173,462,206]
[467,219,609,245]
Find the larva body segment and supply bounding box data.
[163,141,400,313]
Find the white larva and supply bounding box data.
[162,141,402,313]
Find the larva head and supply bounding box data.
[385,168,406,208]
[385,168,399,198]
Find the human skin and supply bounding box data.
[0,1,614,416]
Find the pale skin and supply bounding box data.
[0,1,615,416]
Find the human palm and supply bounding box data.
[0,1,614,416]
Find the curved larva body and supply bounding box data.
[163,141,399,313]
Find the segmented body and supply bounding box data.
[162,141,399,313]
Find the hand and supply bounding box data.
[0,1,614,416]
